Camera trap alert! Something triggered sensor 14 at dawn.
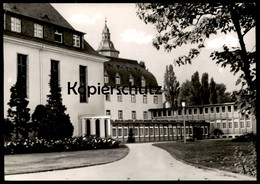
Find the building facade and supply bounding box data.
[3,3,256,142]
[150,102,256,138]
[3,3,110,137]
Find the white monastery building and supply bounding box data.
[3,3,256,142]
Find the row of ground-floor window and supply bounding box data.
[110,121,210,143]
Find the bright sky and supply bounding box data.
[52,3,256,92]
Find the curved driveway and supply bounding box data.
[5,142,255,181]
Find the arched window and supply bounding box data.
[104,71,109,83]
[141,76,146,87]
[129,74,134,85]
[115,73,121,84]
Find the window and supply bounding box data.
[106,110,111,115]
[51,60,59,86]
[158,111,161,117]
[132,111,136,119]
[168,110,171,116]
[34,23,43,38]
[240,121,244,128]
[217,123,221,129]
[140,125,144,136]
[178,109,182,116]
[79,65,87,103]
[145,127,149,136]
[228,121,232,128]
[246,121,251,128]
[143,95,147,104]
[143,111,148,119]
[129,75,134,85]
[54,29,62,43]
[118,110,123,119]
[216,107,220,113]
[188,109,192,115]
[205,107,208,114]
[210,107,214,113]
[228,106,231,112]
[199,108,203,114]
[134,127,139,136]
[118,127,122,136]
[150,127,154,136]
[131,94,136,103]
[73,34,80,47]
[194,108,197,114]
[223,122,227,129]
[163,110,167,116]
[234,105,237,112]
[141,76,146,87]
[115,73,120,84]
[222,106,225,113]
[153,96,158,104]
[17,54,27,97]
[153,111,157,118]
[11,17,21,33]
[105,94,110,101]
[112,128,117,137]
[123,128,128,136]
[104,75,109,84]
[234,121,238,128]
[117,94,123,102]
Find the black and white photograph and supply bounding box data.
[3,2,256,181]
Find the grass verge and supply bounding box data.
[5,144,129,175]
[153,139,256,177]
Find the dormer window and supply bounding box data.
[104,71,109,83]
[34,23,43,38]
[54,29,63,43]
[73,34,80,47]
[141,76,146,87]
[11,17,21,33]
[129,74,134,85]
[115,73,120,84]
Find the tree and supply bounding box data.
[43,72,74,140]
[164,64,180,107]
[201,73,210,105]
[7,82,30,140]
[190,71,202,105]
[136,3,256,115]
[209,77,218,104]
[178,80,192,106]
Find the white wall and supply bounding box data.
[4,36,108,136]
[105,88,163,120]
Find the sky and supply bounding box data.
[52,3,256,92]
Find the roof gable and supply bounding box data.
[4,3,75,30]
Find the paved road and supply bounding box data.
[5,142,256,181]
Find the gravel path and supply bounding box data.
[5,142,256,181]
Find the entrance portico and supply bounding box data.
[79,115,111,138]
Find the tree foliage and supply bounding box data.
[178,71,232,106]
[136,2,256,115]
[164,64,180,107]
[7,82,30,140]
[32,73,74,140]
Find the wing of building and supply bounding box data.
[3,3,256,142]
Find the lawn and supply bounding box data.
[153,139,256,177]
[5,144,129,175]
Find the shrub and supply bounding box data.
[232,132,256,142]
[233,142,257,177]
[4,136,120,155]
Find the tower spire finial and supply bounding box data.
[105,17,107,25]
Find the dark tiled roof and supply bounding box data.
[104,56,158,87]
[4,3,75,30]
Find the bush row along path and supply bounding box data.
[5,142,256,181]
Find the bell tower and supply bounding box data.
[97,18,120,58]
